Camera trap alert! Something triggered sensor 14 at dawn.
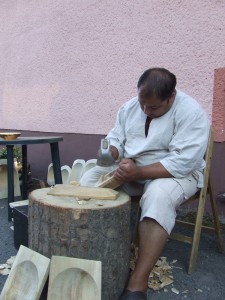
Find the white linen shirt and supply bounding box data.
[106,89,210,187]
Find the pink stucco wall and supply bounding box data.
[0,1,225,138]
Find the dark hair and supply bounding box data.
[137,68,177,101]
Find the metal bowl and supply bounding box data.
[0,132,21,140]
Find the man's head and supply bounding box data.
[137,68,177,119]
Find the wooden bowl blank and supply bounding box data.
[0,132,21,140]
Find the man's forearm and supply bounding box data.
[114,159,173,182]
[137,162,173,180]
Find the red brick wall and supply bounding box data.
[212,67,225,142]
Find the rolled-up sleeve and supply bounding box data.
[160,110,210,178]
[106,105,126,159]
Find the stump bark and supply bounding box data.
[28,187,131,300]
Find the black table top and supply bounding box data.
[0,136,63,146]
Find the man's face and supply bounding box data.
[138,90,176,119]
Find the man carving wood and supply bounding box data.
[80,68,209,300]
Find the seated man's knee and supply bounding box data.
[140,179,184,234]
[142,178,184,209]
[79,167,100,187]
[80,165,116,187]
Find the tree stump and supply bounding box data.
[28,187,131,300]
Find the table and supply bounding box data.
[0,136,63,220]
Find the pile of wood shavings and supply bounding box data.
[0,256,16,276]
[148,257,174,290]
[130,245,174,291]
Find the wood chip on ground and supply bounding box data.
[0,256,16,276]
[130,244,178,291]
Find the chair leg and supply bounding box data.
[188,192,206,274]
[208,180,224,253]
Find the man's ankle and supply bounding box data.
[126,273,148,292]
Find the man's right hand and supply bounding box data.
[110,146,119,161]
[97,145,119,161]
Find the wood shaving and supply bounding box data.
[0,256,16,276]
[70,181,80,186]
[0,264,10,269]
[77,200,88,205]
[130,245,175,291]
[171,287,180,294]
[171,259,177,264]
[0,269,10,275]
[6,257,16,266]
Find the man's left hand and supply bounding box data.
[114,158,140,182]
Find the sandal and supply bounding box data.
[119,289,147,300]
